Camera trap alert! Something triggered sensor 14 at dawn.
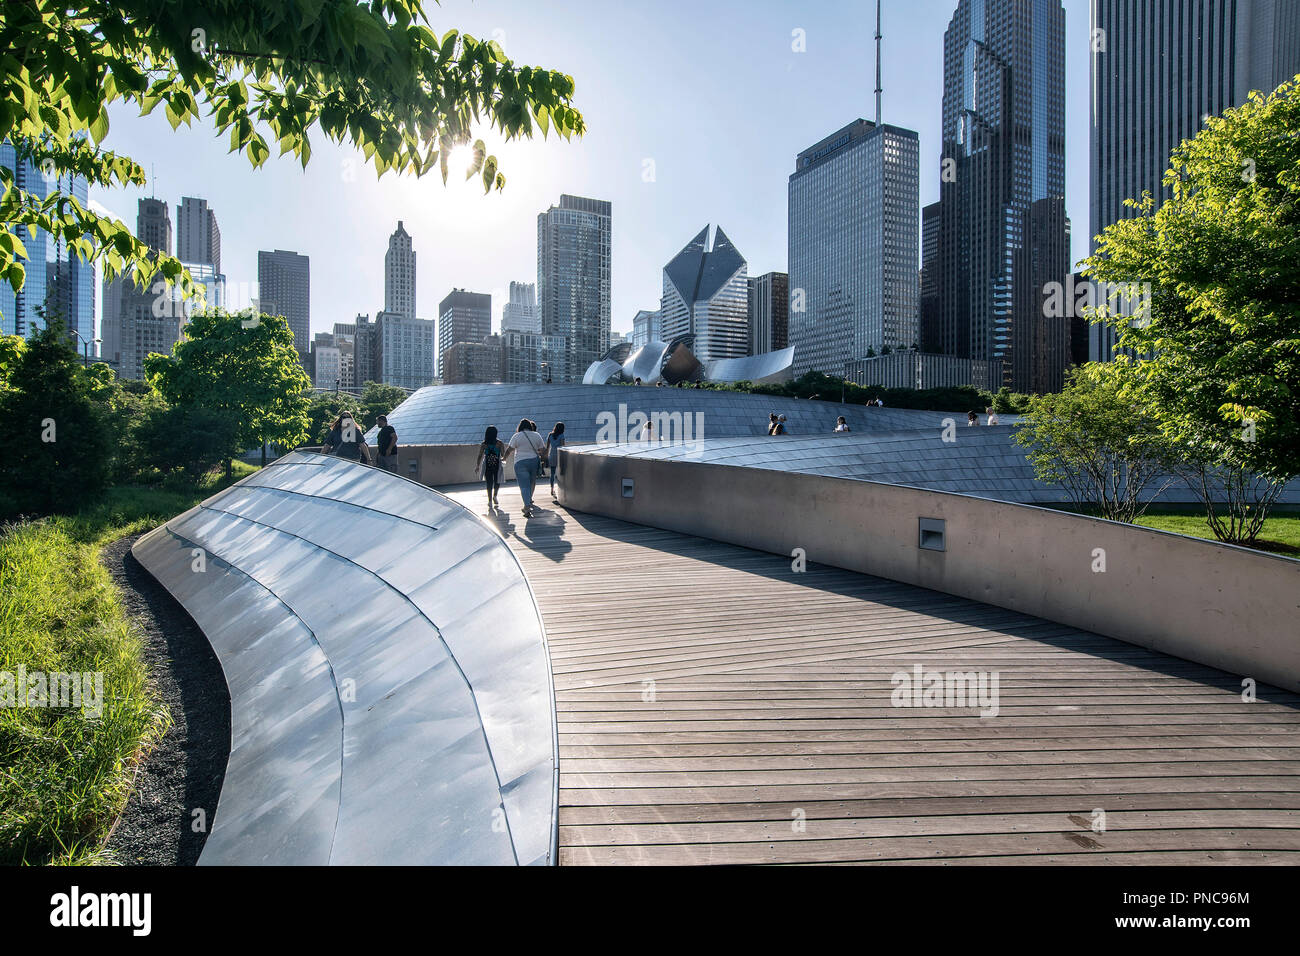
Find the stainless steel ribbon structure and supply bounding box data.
[132,452,559,865]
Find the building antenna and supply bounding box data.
[874,0,883,125]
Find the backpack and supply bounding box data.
[483,442,501,466]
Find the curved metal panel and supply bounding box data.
[621,341,669,384]
[660,335,705,384]
[131,452,559,865]
[599,341,634,366]
[706,346,796,385]
[582,357,625,385]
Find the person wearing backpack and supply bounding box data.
[476,425,506,508]
[503,418,546,517]
[323,410,371,464]
[543,422,566,499]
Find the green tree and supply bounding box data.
[0,334,25,392]
[145,309,311,468]
[1085,73,1300,484]
[1014,362,1174,523]
[305,391,362,445]
[93,368,168,481]
[1,0,586,326]
[358,380,410,428]
[135,404,241,481]
[0,320,112,518]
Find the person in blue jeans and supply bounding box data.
[504,419,546,517]
[543,422,565,498]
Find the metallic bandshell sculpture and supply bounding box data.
[705,346,797,386]
[131,452,559,865]
[585,338,793,387]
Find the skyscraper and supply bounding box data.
[437,289,491,379]
[443,334,505,384]
[0,142,95,341]
[257,249,311,354]
[501,281,540,333]
[353,313,378,387]
[376,311,436,390]
[631,309,661,347]
[1090,0,1300,361]
[100,197,177,378]
[918,201,942,353]
[660,225,749,364]
[788,118,920,379]
[176,196,221,274]
[385,221,416,319]
[502,330,568,384]
[747,272,789,355]
[936,0,1069,393]
[538,194,611,381]
[135,197,172,255]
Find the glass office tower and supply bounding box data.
[537,194,611,381]
[937,0,1068,394]
[1090,0,1300,361]
[257,249,311,355]
[0,141,94,341]
[788,119,919,378]
[660,225,749,364]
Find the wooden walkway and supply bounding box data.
[442,484,1300,865]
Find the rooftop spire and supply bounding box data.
[874,0,883,125]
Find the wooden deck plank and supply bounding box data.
[441,484,1300,866]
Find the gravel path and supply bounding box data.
[101,533,230,865]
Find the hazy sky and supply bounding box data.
[91,0,1091,339]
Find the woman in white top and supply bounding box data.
[834,416,851,433]
[503,418,546,517]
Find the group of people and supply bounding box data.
[322,410,400,471]
[476,419,566,517]
[968,406,1001,427]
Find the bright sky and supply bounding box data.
[91,0,1091,339]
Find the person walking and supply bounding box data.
[503,418,546,517]
[767,412,779,435]
[773,414,788,435]
[985,406,1000,426]
[323,410,372,463]
[641,419,654,441]
[476,425,506,508]
[375,415,399,472]
[834,416,851,433]
[544,422,566,499]
[967,410,980,427]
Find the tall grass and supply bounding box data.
[0,461,257,864]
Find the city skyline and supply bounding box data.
[85,0,1093,344]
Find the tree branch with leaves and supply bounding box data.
[0,0,586,322]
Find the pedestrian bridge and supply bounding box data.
[446,477,1300,865]
[135,448,1300,864]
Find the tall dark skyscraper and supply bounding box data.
[747,272,789,355]
[257,249,311,355]
[437,289,491,379]
[936,0,1069,394]
[918,201,942,353]
[1089,0,1300,361]
[537,194,611,382]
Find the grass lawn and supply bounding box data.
[0,462,257,864]
[1047,503,1300,557]
[1133,509,1300,557]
